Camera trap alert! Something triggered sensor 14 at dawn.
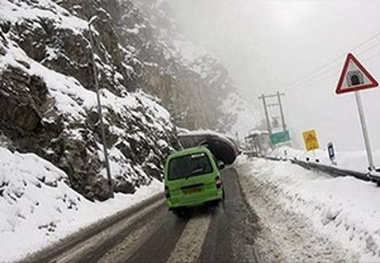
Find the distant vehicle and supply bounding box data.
[164,147,224,215]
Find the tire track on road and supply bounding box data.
[166,215,211,263]
[38,167,261,263]
[125,213,189,263]
[199,167,260,263]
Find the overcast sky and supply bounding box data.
[167,0,380,156]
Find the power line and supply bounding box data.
[350,31,380,51]
[286,52,380,95]
[287,71,340,94]
[281,36,380,93]
[283,55,342,89]
[361,50,380,63]
[357,39,380,56]
[285,52,380,94]
[284,63,341,91]
[281,32,380,92]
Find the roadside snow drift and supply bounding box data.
[0,147,162,262]
[236,155,380,262]
[269,145,380,174]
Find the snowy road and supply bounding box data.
[26,168,260,263]
[102,168,260,263]
[25,160,368,263]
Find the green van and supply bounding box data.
[164,147,224,214]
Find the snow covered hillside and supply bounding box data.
[0,0,180,201]
[0,146,163,262]
[126,0,258,133]
[0,0,254,201]
[236,154,380,262]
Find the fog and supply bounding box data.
[168,0,380,154]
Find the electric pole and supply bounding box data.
[259,94,272,134]
[277,91,286,131]
[258,92,287,133]
[89,16,114,198]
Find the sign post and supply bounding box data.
[336,53,378,94]
[270,130,291,145]
[336,53,378,171]
[355,91,375,170]
[327,142,337,165]
[303,129,319,162]
[302,129,319,151]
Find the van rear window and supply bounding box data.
[168,153,213,180]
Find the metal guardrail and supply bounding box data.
[290,159,371,182]
[256,155,380,186]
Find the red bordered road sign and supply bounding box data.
[336,53,378,94]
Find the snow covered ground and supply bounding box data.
[269,145,380,173]
[3,141,380,262]
[0,147,163,262]
[236,153,380,262]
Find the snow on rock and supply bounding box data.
[236,155,380,262]
[169,37,210,74]
[0,146,163,262]
[129,0,258,133]
[0,0,177,201]
[220,92,260,137]
[0,0,87,31]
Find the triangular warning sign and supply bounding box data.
[336,53,378,94]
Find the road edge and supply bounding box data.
[21,192,164,263]
[231,163,262,263]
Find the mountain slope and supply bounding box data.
[0,0,177,200]
[0,0,251,200]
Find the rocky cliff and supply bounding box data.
[0,0,240,201]
[109,0,239,131]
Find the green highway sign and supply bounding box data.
[270,130,290,145]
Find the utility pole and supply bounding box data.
[258,92,287,132]
[277,91,286,131]
[89,16,114,197]
[259,94,272,133]
[259,92,289,147]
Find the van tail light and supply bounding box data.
[165,186,170,198]
[215,176,222,189]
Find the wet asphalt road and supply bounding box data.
[30,168,260,263]
[124,167,260,263]
[28,163,360,263]
[199,168,260,263]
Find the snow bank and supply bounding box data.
[269,145,380,173]
[0,147,163,262]
[238,156,380,262]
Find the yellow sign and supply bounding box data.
[302,130,319,151]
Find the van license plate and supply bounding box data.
[184,186,202,194]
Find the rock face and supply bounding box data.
[0,0,238,201]
[113,0,239,132]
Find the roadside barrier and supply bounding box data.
[290,158,371,182]
[253,155,380,186]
